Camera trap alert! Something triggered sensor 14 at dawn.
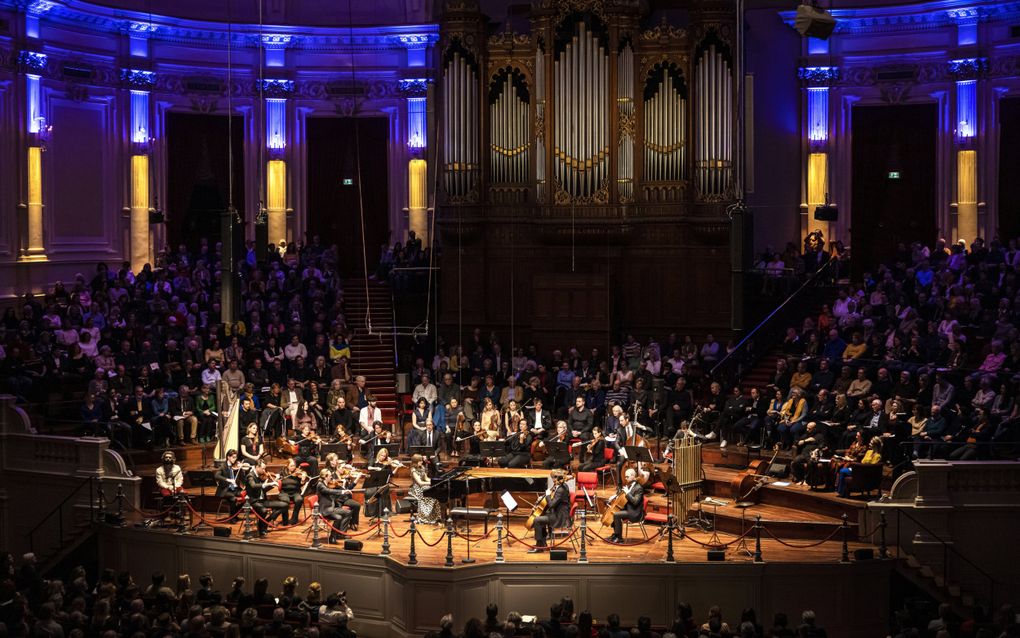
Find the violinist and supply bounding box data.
[322,452,344,482]
[443,397,465,457]
[316,469,352,544]
[528,470,571,553]
[578,426,607,472]
[277,458,308,525]
[335,462,363,530]
[331,422,356,460]
[606,468,645,545]
[293,424,321,473]
[502,400,523,439]
[241,423,265,465]
[247,461,288,537]
[541,421,572,469]
[366,421,393,461]
[365,447,400,519]
[500,418,532,468]
[214,449,248,515]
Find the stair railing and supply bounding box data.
[894,507,998,610]
[28,475,96,555]
[710,258,837,391]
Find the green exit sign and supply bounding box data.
[887,171,901,180]
[342,178,354,186]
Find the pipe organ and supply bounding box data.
[437,0,736,345]
[694,32,734,200]
[442,41,480,200]
[489,69,531,185]
[439,1,736,208]
[643,62,688,185]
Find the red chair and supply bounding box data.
[303,494,319,514]
[595,447,617,490]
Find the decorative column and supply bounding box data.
[402,78,429,247]
[124,71,156,272]
[949,57,986,245]
[798,66,838,241]
[262,80,292,247]
[18,51,48,262]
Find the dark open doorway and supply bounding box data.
[998,97,1020,242]
[165,113,245,251]
[851,103,937,272]
[306,117,390,276]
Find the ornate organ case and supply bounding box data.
[437,0,737,349]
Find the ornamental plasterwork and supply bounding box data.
[947,57,989,80]
[639,53,689,83]
[618,109,635,141]
[487,31,531,49]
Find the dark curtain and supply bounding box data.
[998,98,1020,241]
[851,104,937,273]
[306,117,390,276]
[165,113,246,251]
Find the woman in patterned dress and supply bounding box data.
[409,454,442,524]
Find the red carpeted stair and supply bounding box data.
[344,279,398,423]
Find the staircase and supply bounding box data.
[344,279,398,423]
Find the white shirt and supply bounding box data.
[413,382,437,405]
[359,405,383,434]
[284,342,308,361]
[201,368,222,386]
[156,464,184,491]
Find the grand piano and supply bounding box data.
[423,467,552,506]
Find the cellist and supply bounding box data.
[606,468,644,545]
[528,470,572,554]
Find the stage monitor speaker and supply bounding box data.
[795,4,837,39]
[344,539,364,551]
[549,549,568,561]
[768,463,789,478]
[853,548,875,561]
[213,526,232,538]
[814,205,838,221]
[707,549,727,561]
[395,499,416,514]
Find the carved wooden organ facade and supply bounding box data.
[436,0,737,345]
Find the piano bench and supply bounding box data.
[449,507,496,535]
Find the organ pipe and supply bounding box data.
[489,72,531,184]
[695,42,732,197]
[443,49,480,197]
[554,21,608,201]
[643,65,688,184]
[617,43,634,202]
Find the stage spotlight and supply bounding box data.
[794,3,837,40]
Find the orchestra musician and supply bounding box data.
[502,400,523,438]
[527,397,554,439]
[366,421,393,461]
[365,447,400,519]
[335,462,363,529]
[241,423,265,465]
[277,458,308,525]
[409,454,442,524]
[247,460,288,537]
[409,419,441,464]
[500,418,533,468]
[292,425,321,474]
[480,398,501,441]
[155,451,184,499]
[541,421,572,469]
[331,422,356,460]
[528,470,572,553]
[214,449,247,515]
[606,468,645,544]
[316,468,353,544]
[261,384,285,438]
[578,426,607,472]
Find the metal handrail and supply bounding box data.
[710,258,838,386]
[894,507,997,609]
[28,475,95,554]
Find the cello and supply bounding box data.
[730,446,779,504]
[525,491,549,531]
[601,483,633,527]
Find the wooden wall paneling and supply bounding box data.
[498,577,580,619]
[179,546,245,589]
[317,565,387,619]
[586,576,672,626]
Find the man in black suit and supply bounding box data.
[863,399,889,441]
[316,468,353,544]
[527,398,554,439]
[529,471,572,553]
[607,468,645,544]
[214,449,246,515]
[246,461,288,537]
[119,386,152,448]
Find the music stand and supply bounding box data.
[320,442,350,462]
[479,441,505,460]
[187,470,217,532]
[544,441,570,467]
[622,445,654,465]
[363,467,393,528]
[378,443,400,460]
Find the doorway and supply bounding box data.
[851,103,937,271]
[165,113,245,251]
[306,117,390,276]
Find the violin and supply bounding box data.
[586,433,603,454]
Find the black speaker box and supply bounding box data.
[549,549,568,561]
[395,499,416,514]
[344,539,364,551]
[707,549,727,561]
[794,4,837,39]
[768,463,789,478]
[814,204,838,221]
[853,548,874,561]
[213,526,232,538]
